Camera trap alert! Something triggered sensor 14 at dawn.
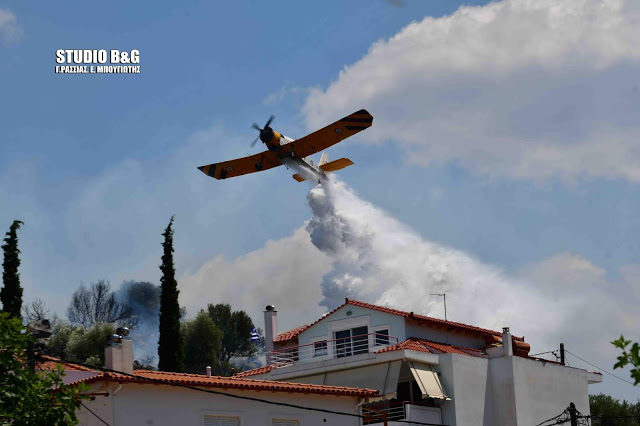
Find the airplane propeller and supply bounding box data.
[250,115,275,147]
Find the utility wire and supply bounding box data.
[530,350,556,357]
[565,349,636,386]
[80,401,110,426]
[535,409,567,426]
[58,357,448,426]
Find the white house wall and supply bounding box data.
[78,383,362,426]
[437,354,489,426]
[299,305,406,350]
[404,321,486,349]
[510,356,590,425]
[426,353,592,426]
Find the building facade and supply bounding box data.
[237,299,602,426]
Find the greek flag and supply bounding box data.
[250,327,260,342]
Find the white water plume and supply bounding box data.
[305,177,564,338]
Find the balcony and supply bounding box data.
[362,401,442,425]
[267,332,399,368]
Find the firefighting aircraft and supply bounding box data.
[197,109,373,182]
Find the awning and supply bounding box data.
[306,361,401,398]
[409,362,449,400]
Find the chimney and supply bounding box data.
[105,327,133,374]
[206,366,212,377]
[264,305,278,365]
[502,327,513,357]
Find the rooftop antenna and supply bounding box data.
[430,293,447,321]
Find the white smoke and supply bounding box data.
[305,177,640,370]
[307,177,541,326]
[181,174,638,397]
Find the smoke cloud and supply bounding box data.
[305,177,640,373]
[182,176,638,397]
[307,177,546,328]
[115,281,161,365]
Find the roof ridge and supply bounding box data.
[274,298,524,344]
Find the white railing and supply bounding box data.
[362,401,406,424]
[362,402,443,425]
[267,332,398,368]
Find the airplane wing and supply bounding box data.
[198,149,282,179]
[280,109,373,158]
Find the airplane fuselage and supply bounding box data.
[261,129,326,180]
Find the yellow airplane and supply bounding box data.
[197,109,373,182]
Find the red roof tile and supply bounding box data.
[42,357,376,397]
[274,325,310,343]
[38,355,100,372]
[376,337,486,358]
[233,365,275,378]
[274,298,521,343]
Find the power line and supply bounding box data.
[58,358,448,426]
[80,401,110,426]
[535,409,566,426]
[530,350,556,357]
[564,349,636,387]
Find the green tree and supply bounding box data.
[158,216,184,372]
[0,312,87,425]
[182,310,223,374]
[612,335,640,386]
[65,323,116,367]
[589,393,640,426]
[206,303,256,375]
[46,321,75,359]
[1,220,24,318]
[44,321,116,367]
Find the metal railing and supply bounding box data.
[362,401,407,424]
[267,332,398,368]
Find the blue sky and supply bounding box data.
[2,0,640,400]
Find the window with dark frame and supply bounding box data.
[375,328,390,345]
[335,326,369,358]
[313,340,328,357]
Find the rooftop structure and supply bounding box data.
[237,298,602,426]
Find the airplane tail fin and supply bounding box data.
[319,158,354,173]
[292,174,307,182]
[319,152,330,166]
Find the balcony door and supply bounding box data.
[335,326,369,358]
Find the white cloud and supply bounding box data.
[303,0,640,182]
[179,227,331,332]
[0,9,23,46]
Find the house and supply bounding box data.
[235,298,603,426]
[39,339,378,425]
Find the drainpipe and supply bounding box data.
[111,383,123,426]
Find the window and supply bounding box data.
[375,329,390,345]
[204,415,240,426]
[272,419,300,426]
[335,326,369,358]
[314,340,327,357]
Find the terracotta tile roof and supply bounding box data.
[80,370,376,396]
[376,337,486,358]
[38,355,99,372]
[274,325,310,343]
[42,357,376,397]
[233,365,275,378]
[274,298,522,343]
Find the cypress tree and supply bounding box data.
[157,216,184,372]
[1,220,24,318]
